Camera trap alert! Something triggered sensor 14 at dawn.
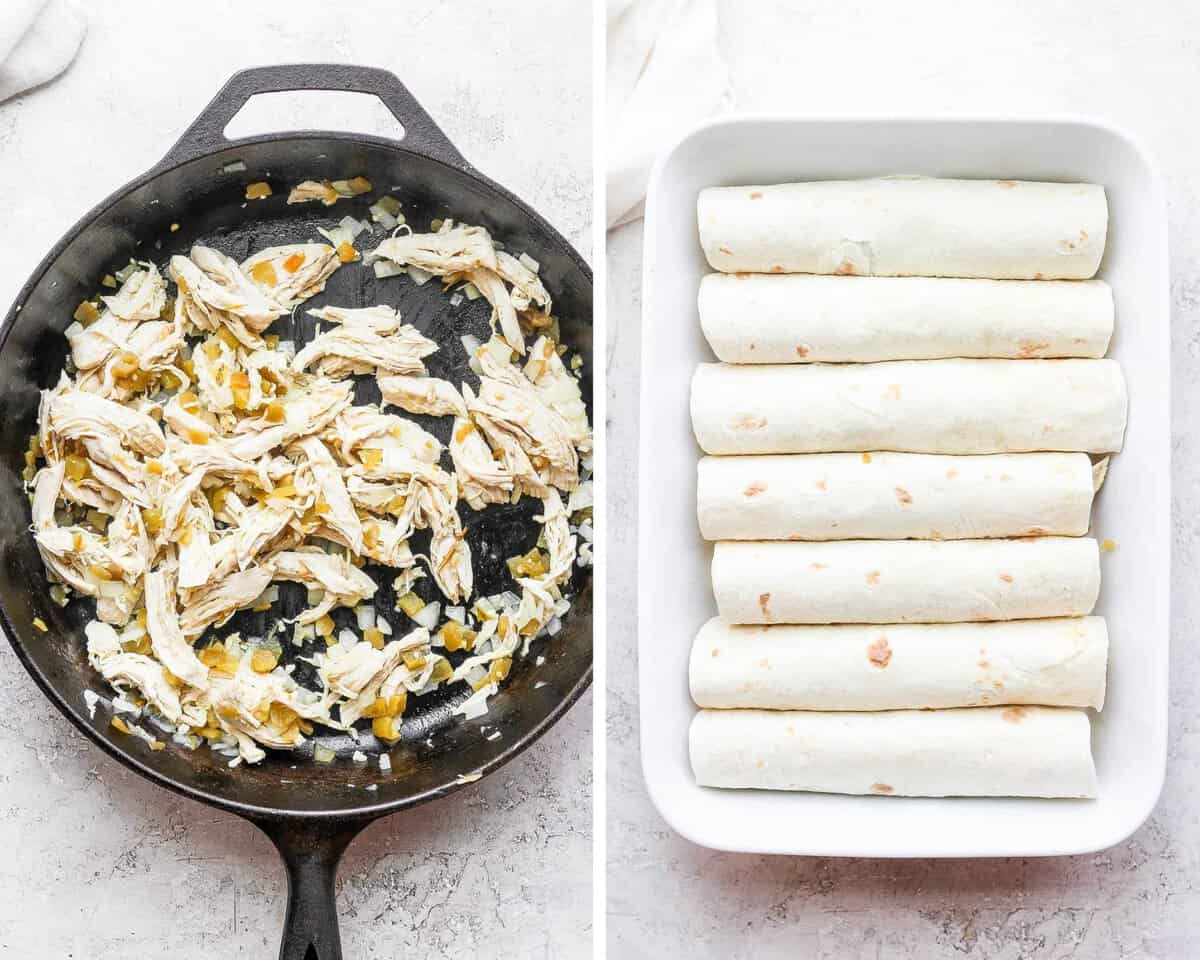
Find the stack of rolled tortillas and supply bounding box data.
[688,177,1126,799]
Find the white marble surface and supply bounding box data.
[0,2,592,957]
[607,2,1200,957]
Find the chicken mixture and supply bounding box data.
[24,180,594,767]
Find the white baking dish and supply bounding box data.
[637,116,1170,857]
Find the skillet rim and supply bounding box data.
[0,129,594,822]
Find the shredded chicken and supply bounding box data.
[268,549,377,623]
[242,243,340,309]
[29,204,591,765]
[378,373,468,418]
[292,315,437,378]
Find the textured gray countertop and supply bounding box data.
[607,2,1200,957]
[0,2,592,956]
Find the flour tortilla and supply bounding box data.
[689,706,1097,798]
[697,451,1104,541]
[691,359,1127,455]
[712,537,1100,625]
[689,616,1108,711]
[698,177,1107,280]
[698,273,1114,363]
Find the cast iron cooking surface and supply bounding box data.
[0,135,593,817]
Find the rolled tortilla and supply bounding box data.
[691,359,1127,455]
[697,452,1104,541]
[689,706,1097,798]
[712,537,1100,624]
[698,177,1107,280]
[698,273,1114,363]
[689,616,1108,711]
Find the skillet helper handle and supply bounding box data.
[255,818,367,960]
[159,62,468,170]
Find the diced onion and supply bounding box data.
[449,293,464,307]
[462,282,481,301]
[445,606,465,624]
[379,753,392,772]
[464,664,489,687]
[407,265,433,286]
[578,521,593,543]
[64,321,83,339]
[222,161,247,173]
[276,340,296,358]
[338,628,358,647]
[567,481,593,514]
[351,750,368,763]
[373,260,406,279]
[97,580,127,598]
[355,606,376,630]
[376,616,392,636]
[314,745,335,764]
[339,215,367,240]
[460,334,482,355]
[318,225,353,248]
[518,252,540,273]
[546,617,562,636]
[369,203,397,229]
[491,591,520,611]
[293,621,315,646]
[412,601,441,631]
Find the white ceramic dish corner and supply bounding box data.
[637,116,1170,858]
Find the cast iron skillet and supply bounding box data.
[0,64,592,959]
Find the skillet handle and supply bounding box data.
[255,817,368,960]
[159,63,468,170]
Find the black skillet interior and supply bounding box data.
[0,85,593,819]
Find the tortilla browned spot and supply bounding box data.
[711,648,720,658]
[945,467,958,480]
[1002,706,1028,723]
[815,479,827,491]
[743,480,768,497]
[999,573,1014,583]
[796,344,810,357]
[1019,340,1050,358]
[718,245,733,255]
[894,487,912,505]
[997,180,1017,189]
[833,260,858,276]
[750,191,763,200]
[978,659,991,669]
[865,570,880,585]
[867,635,892,668]
[758,592,771,617]
[871,782,894,794]
[731,414,767,431]
[810,562,827,570]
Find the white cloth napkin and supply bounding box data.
[606,0,732,228]
[0,0,86,104]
